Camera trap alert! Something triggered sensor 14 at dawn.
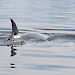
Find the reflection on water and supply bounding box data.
[11,46,17,56]
[10,46,17,69]
[10,63,16,68]
[9,45,75,71]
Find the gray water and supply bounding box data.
[0,0,75,75]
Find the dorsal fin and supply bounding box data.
[10,18,19,35]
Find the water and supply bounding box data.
[0,0,75,75]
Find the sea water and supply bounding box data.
[0,0,75,75]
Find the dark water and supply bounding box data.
[0,0,75,75]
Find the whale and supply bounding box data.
[0,19,75,47]
[8,19,48,42]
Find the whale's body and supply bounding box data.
[8,19,48,42]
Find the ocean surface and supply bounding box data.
[0,0,75,75]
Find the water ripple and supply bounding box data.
[24,64,75,70]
